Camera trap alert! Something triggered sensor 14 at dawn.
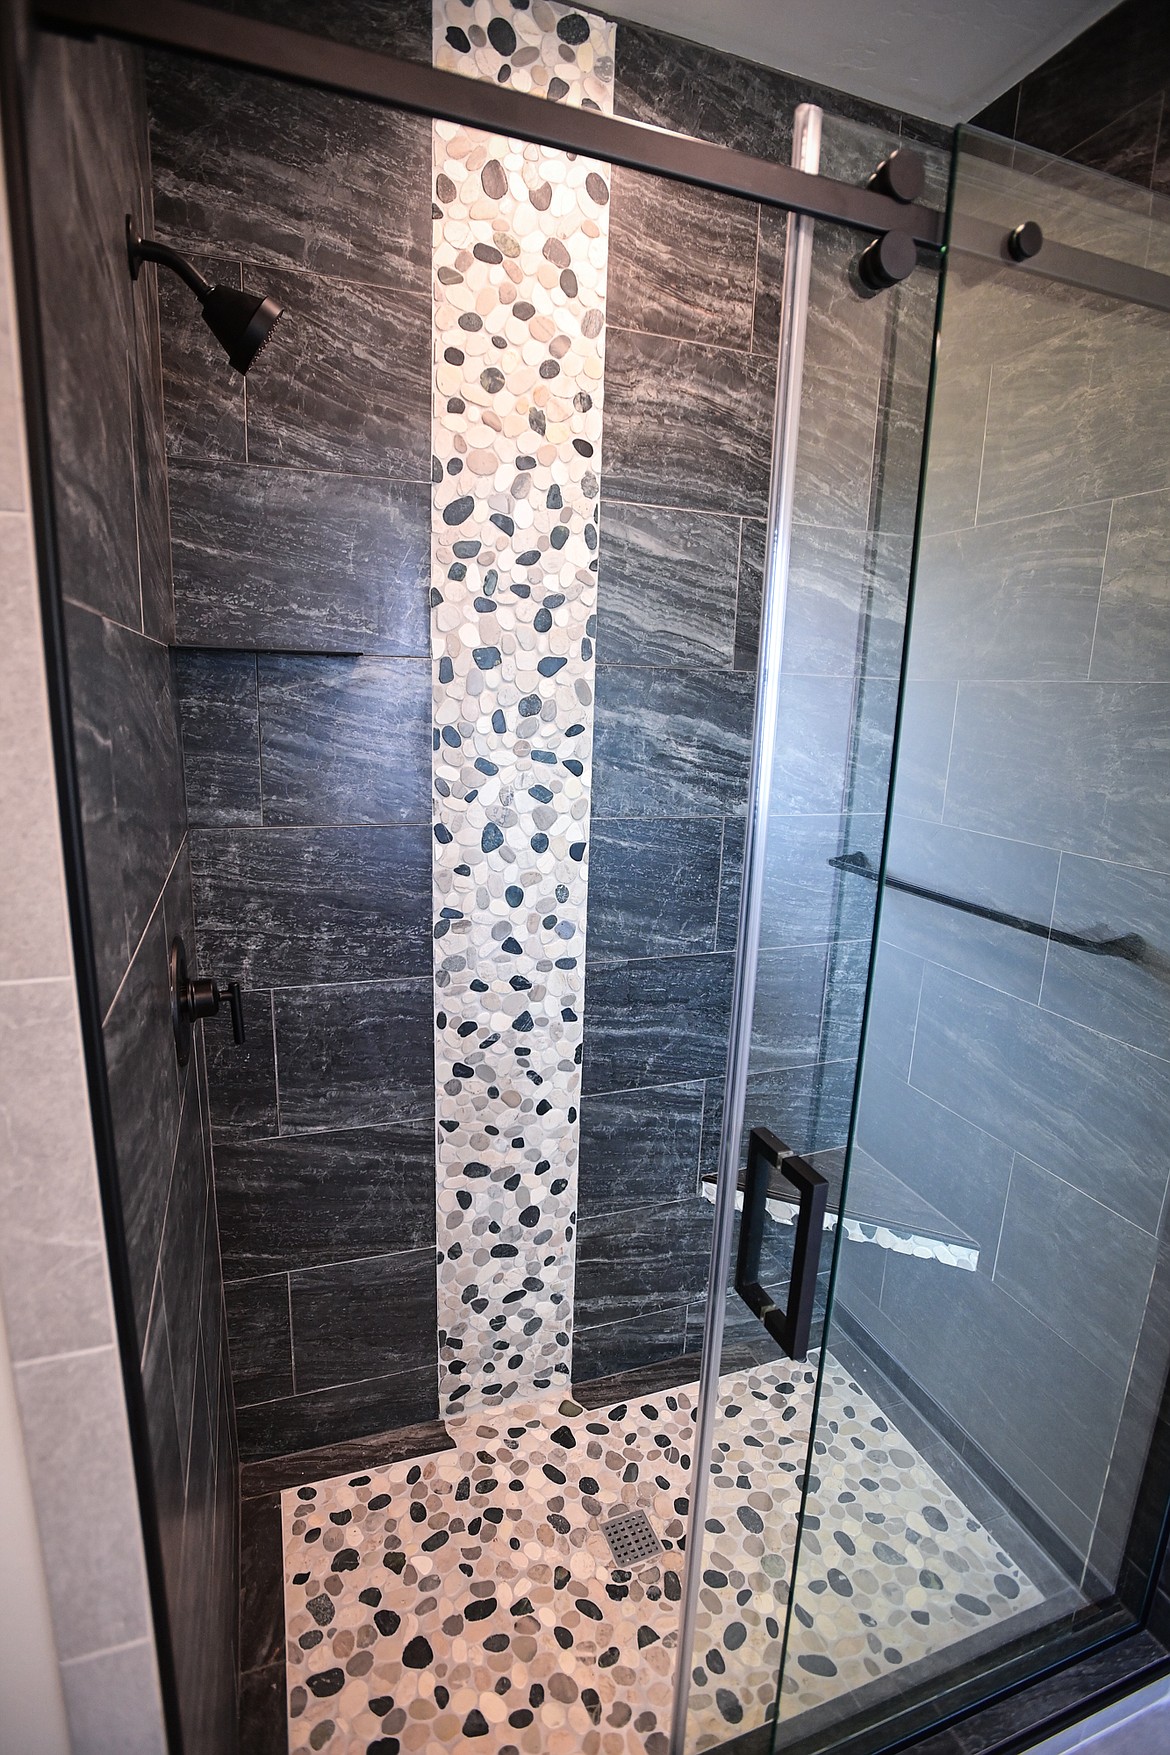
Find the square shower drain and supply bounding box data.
[599,1508,664,1568]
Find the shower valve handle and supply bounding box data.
[170,936,245,1066]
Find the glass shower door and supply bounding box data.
[747,130,1170,1755]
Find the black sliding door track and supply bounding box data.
[38,0,944,235]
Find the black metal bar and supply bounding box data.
[0,5,187,1748]
[830,850,1148,964]
[34,0,945,244]
[949,212,1170,318]
[734,1128,828,1362]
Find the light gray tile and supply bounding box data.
[766,675,853,816]
[60,1640,167,1755]
[0,513,71,982]
[910,503,1109,682]
[14,1348,152,1662]
[0,980,111,1362]
[910,961,1170,1232]
[782,526,911,681]
[944,680,1170,869]
[757,812,882,951]
[1041,853,1170,1057]
[881,816,1061,1003]
[1091,488,1170,682]
[994,1153,1156,1382]
[888,679,956,824]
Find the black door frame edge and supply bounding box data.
[0,3,186,1749]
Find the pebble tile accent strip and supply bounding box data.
[429,0,616,1418]
[282,1357,1042,1753]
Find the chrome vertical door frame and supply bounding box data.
[669,102,823,1755]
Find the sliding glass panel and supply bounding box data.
[774,128,1170,1755]
[681,110,943,1753]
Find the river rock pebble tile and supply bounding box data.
[428,0,616,1421]
[283,1356,1042,1753]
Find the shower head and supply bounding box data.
[126,217,284,374]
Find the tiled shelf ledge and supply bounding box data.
[701,1146,980,1272]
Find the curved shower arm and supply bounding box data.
[125,217,212,302]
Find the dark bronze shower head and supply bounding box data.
[126,216,284,374]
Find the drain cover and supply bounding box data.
[600,1508,663,1568]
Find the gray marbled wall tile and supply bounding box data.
[943,680,1170,868]
[104,905,184,1342]
[876,1251,1122,1534]
[147,54,431,289]
[847,674,899,816]
[888,679,956,823]
[603,329,774,515]
[592,664,754,820]
[863,940,924,1082]
[750,941,831,1071]
[596,500,739,668]
[141,1300,185,1634]
[30,36,143,630]
[130,235,175,645]
[289,1246,437,1393]
[766,674,853,816]
[783,527,912,680]
[791,228,886,533]
[215,1121,434,1278]
[607,166,758,349]
[227,0,432,61]
[235,1362,437,1460]
[273,977,433,1134]
[855,1058,1014,1255]
[868,266,938,540]
[880,816,1061,1003]
[751,206,785,363]
[572,1306,690,1384]
[909,504,1110,683]
[715,814,745,953]
[157,257,247,463]
[1091,488,1170,681]
[244,265,430,478]
[582,952,735,1094]
[917,343,990,538]
[909,961,1170,1232]
[204,987,277,1139]
[170,462,430,653]
[190,824,431,986]
[578,1080,704,1215]
[586,817,722,960]
[703,1058,859,1173]
[732,517,764,673]
[175,649,261,826]
[158,1086,210,1474]
[819,934,873,1065]
[1041,853,1170,1057]
[257,655,430,826]
[977,324,1170,523]
[65,605,186,1013]
[994,1152,1157,1383]
[574,1198,711,1328]
[223,1275,294,1407]
[759,812,882,951]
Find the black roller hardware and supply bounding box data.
[858,228,918,291]
[868,147,926,204]
[169,935,245,1066]
[1007,220,1044,261]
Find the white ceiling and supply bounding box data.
[599,0,1120,125]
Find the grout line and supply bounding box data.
[1085,496,1115,681]
[970,363,995,528]
[270,992,283,1139]
[287,1272,296,1396]
[100,836,187,1031]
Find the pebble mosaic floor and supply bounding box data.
[282,1356,1044,1754]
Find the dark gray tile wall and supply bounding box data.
[577,43,940,1381]
[29,33,237,1752]
[840,177,1170,1584]
[972,0,1170,199]
[150,45,438,1458]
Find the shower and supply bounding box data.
[126,215,284,372]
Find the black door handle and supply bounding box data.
[169,935,246,1066]
[734,1127,828,1361]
